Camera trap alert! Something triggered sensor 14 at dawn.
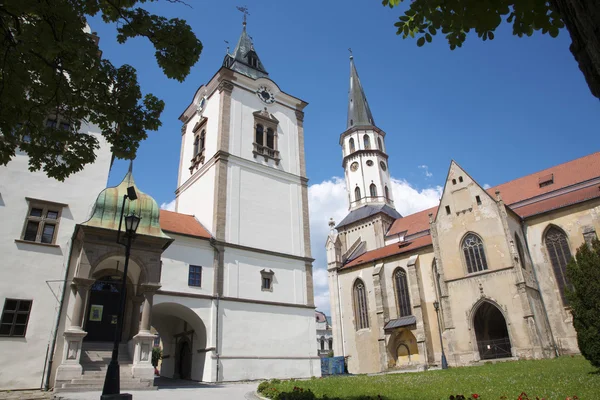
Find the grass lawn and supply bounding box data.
[263,356,599,400]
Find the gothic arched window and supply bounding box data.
[199,129,206,152]
[255,124,264,145]
[385,185,390,201]
[394,268,412,317]
[354,186,361,202]
[363,134,371,149]
[266,128,275,149]
[349,138,355,153]
[544,226,572,304]
[193,135,199,156]
[353,279,369,330]
[515,234,526,269]
[369,183,377,198]
[462,233,488,273]
[328,338,333,350]
[377,137,383,151]
[320,337,325,351]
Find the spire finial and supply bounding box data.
[237,6,249,28]
[224,40,230,54]
[348,48,353,60]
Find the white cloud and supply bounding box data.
[418,164,433,178]
[483,183,491,190]
[307,177,442,315]
[160,199,176,211]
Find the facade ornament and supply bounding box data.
[295,110,305,122]
[218,80,234,93]
[479,282,484,297]
[495,190,502,202]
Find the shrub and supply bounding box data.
[271,378,282,384]
[258,381,271,393]
[151,347,162,368]
[566,238,600,368]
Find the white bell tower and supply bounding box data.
[341,55,394,211]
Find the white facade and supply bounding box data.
[0,124,112,390]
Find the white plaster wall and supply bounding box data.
[228,81,300,176]
[223,247,306,305]
[219,300,319,380]
[160,234,215,296]
[0,128,111,389]
[175,166,216,235]
[225,158,304,255]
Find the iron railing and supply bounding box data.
[477,337,512,360]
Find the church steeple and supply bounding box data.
[222,20,268,79]
[347,55,375,129]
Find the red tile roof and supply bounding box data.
[342,235,432,270]
[387,206,437,237]
[486,152,600,205]
[159,210,212,239]
[512,184,600,218]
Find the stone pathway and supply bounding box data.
[0,390,51,400]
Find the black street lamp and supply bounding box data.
[101,187,141,400]
[433,300,449,370]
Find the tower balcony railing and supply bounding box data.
[253,142,280,165]
[350,195,394,208]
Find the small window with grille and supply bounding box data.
[0,299,32,337]
[188,265,202,287]
[20,200,63,245]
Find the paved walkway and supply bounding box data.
[54,381,261,400]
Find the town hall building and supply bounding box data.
[0,20,319,392]
[326,55,600,374]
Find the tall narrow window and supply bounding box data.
[188,265,202,287]
[363,134,371,149]
[377,137,383,151]
[0,299,32,337]
[266,128,275,149]
[354,187,361,202]
[353,279,369,330]
[462,233,488,273]
[369,183,377,198]
[320,337,325,351]
[544,226,572,304]
[515,234,526,269]
[199,129,206,152]
[349,138,355,153]
[193,135,199,156]
[255,124,264,145]
[328,338,333,350]
[394,268,412,317]
[385,186,390,201]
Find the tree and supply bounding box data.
[0,0,203,180]
[566,238,600,368]
[382,0,600,99]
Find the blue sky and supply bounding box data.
[89,1,599,313]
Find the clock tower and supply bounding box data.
[175,19,312,265]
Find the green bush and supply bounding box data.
[566,238,600,368]
[271,378,282,384]
[151,347,162,367]
[258,381,271,393]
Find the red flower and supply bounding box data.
[472,395,479,399]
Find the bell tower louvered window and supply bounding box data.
[544,226,572,304]
[462,233,488,273]
[354,186,361,202]
[353,279,369,330]
[369,183,377,198]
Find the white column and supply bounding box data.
[132,283,161,380]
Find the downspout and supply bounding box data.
[209,238,221,382]
[43,231,77,390]
[521,220,560,357]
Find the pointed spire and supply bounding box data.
[347,54,375,129]
[223,9,268,79]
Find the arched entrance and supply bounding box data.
[84,277,122,342]
[387,329,420,368]
[473,301,512,360]
[177,339,192,380]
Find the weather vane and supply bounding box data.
[348,48,353,59]
[237,6,250,26]
[224,40,230,54]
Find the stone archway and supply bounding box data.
[387,329,420,368]
[152,302,208,382]
[473,301,512,360]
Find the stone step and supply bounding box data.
[54,383,157,393]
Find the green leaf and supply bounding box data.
[425,33,432,43]
[417,37,426,47]
[428,26,436,35]
[488,31,495,40]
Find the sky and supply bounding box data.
[89,1,599,315]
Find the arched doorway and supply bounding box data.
[387,329,420,368]
[177,340,192,380]
[473,302,512,360]
[84,277,122,342]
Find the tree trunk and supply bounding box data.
[550,0,600,99]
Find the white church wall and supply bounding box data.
[223,247,306,305]
[0,128,111,390]
[160,234,215,296]
[175,166,216,234]
[225,158,304,256]
[219,300,319,380]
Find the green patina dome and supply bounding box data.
[82,166,171,240]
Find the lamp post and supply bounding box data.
[433,300,448,370]
[102,187,141,400]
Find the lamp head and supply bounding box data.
[433,300,439,311]
[124,213,141,235]
[127,186,137,201]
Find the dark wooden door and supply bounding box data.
[84,278,121,342]
[179,341,192,379]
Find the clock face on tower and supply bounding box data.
[256,86,275,104]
